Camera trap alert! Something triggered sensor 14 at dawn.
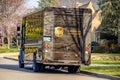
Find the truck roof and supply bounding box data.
[23,7,92,18]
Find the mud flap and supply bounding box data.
[84,51,91,65]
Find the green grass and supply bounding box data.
[83,53,120,77]
[0,48,19,53]
[0,45,19,53]
[92,60,120,64]
[81,66,120,77]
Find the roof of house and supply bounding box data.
[79,0,96,10]
[92,10,99,20]
[78,0,99,20]
[59,0,98,9]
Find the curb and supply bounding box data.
[4,57,18,61]
[80,70,120,80]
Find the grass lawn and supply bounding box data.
[81,66,120,77]
[81,53,120,77]
[92,60,120,64]
[0,45,19,53]
[0,48,18,53]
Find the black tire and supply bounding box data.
[39,64,45,72]
[18,56,24,68]
[33,53,45,72]
[33,62,45,72]
[33,62,39,72]
[68,66,79,73]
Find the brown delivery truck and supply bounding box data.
[17,7,92,73]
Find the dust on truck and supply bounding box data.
[17,7,92,73]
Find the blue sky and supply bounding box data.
[25,0,39,8]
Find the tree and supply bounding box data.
[0,0,26,49]
[98,0,120,37]
[38,0,60,8]
[38,0,83,8]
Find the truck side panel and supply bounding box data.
[42,11,54,61]
[23,11,44,62]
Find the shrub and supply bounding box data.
[91,42,99,52]
[110,44,120,53]
[92,41,109,53]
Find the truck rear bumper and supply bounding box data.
[43,62,81,66]
[24,60,82,66]
[37,60,81,66]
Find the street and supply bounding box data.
[0,57,112,80]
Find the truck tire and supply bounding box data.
[33,53,45,72]
[18,56,24,68]
[33,61,45,72]
[68,66,79,73]
[33,62,39,72]
[39,64,45,72]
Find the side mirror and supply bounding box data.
[17,26,21,46]
[17,26,20,31]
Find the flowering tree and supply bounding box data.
[0,0,26,48]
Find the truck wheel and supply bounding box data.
[33,62,45,72]
[33,62,39,72]
[18,56,24,68]
[33,53,45,72]
[39,64,45,72]
[68,66,79,73]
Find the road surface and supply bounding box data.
[0,57,111,80]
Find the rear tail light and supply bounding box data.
[85,46,91,65]
[44,59,49,63]
[85,47,89,51]
[45,43,48,49]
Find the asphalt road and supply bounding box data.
[0,57,111,80]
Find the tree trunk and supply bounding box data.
[118,19,120,44]
[118,30,120,44]
[7,36,10,49]
[2,37,4,45]
[17,39,20,50]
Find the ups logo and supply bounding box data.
[55,27,64,37]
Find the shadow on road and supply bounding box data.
[0,64,119,80]
[0,64,69,74]
[0,64,33,73]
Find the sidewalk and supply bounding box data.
[90,64,120,66]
